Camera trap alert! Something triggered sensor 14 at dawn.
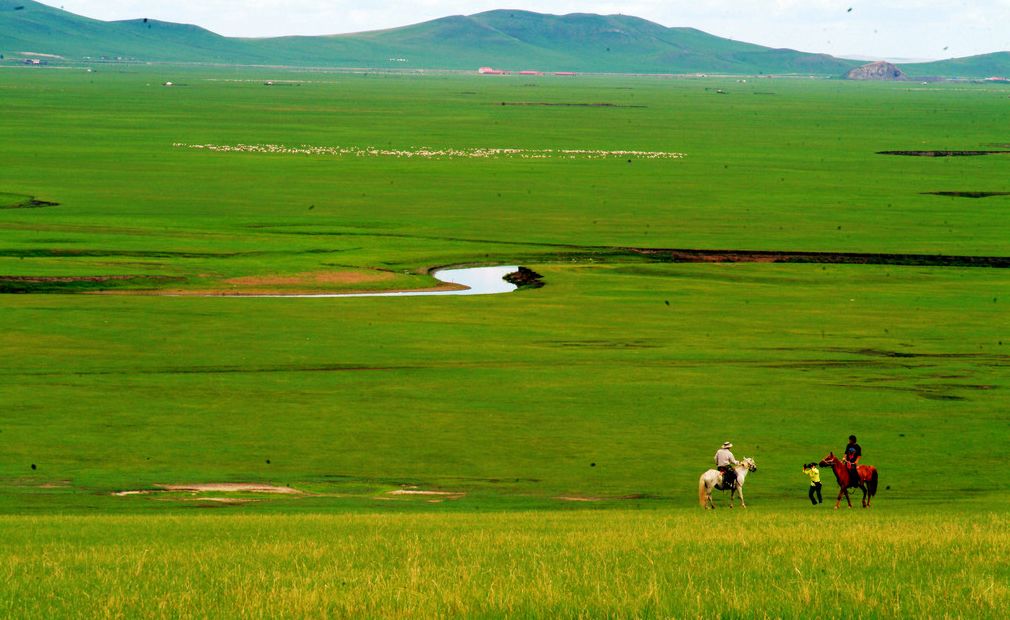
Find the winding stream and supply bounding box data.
[229,265,520,298]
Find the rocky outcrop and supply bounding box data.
[846,61,908,81]
[504,266,544,289]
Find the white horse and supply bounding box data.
[698,457,757,509]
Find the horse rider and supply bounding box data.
[844,434,862,487]
[715,441,739,489]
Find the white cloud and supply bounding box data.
[36,1,1010,59]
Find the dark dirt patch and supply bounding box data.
[922,191,1010,198]
[497,102,647,108]
[14,364,420,378]
[504,266,544,289]
[259,228,1010,271]
[546,339,661,349]
[0,196,60,209]
[829,383,973,401]
[628,248,1010,268]
[878,150,1010,157]
[0,248,343,259]
[764,360,899,370]
[0,275,183,294]
[838,348,1010,361]
[557,493,659,502]
[765,347,1010,363]
[918,393,967,401]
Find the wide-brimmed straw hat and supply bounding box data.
[721,441,733,449]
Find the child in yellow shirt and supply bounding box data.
[803,463,823,505]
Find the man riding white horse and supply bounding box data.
[714,441,739,490]
[699,455,758,509]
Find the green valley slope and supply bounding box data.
[2,1,1008,77]
[901,51,1010,78]
[2,1,857,74]
[0,0,269,63]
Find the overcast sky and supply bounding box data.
[37,0,1010,61]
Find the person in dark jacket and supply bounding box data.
[844,435,862,488]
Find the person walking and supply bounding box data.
[844,435,862,488]
[714,441,739,489]
[803,462,823,505]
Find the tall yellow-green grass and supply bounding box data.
[3,510,1007,618]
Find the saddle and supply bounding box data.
[846,464,864,488]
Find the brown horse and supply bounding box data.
[819,452,878,509]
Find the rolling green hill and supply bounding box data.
[900,51,1010,78]
[1,1,859,74]
[3,1,1009,77]
[0,0,270,63]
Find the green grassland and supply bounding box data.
[2,66,1009,616]
[4,512,1009,618]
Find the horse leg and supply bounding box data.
[835,487,850,509]
[738,486,746,509]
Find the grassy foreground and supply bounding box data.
[3,510,1008,618]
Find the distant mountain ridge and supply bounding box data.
[2,1,1008,77]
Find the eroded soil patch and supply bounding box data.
[114,483,302,497]
[0,196,60,209]
[0,248,344,259]
[0,275,183,294]
[828,382,996,402]
[546,339,661,349]
[557,494,653,502]
[878,150,1010,157]
[497,102,647,108]
[923,191,1010,198]
[628,248,1010,268]
[386,488,465,500]
[222,270,396,287]
[158,483,301,494]
[181,497,258,505]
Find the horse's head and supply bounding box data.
[819,452,839,467]
[741,457,757,472]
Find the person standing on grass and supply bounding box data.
[844,435,862,487]
[803,463,823,505]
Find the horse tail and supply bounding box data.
[698,475,708,508]
[868,468,878,498]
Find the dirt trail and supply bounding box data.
[628,248,1010,268]
[158,483,301,494]
[878,150,1010,157]
[114,483,302,496]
